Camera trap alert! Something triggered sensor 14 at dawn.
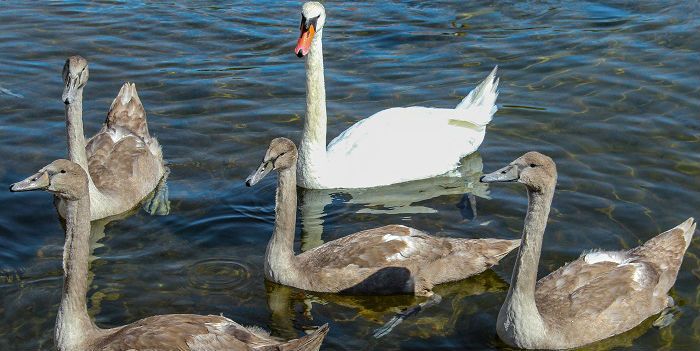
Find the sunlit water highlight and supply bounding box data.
[0,1,698,349]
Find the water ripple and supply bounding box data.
[186,258,252,293]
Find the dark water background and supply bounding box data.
[0,1,698,349]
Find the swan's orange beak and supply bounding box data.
[295,24,315,58]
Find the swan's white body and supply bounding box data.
[296,2,498,189]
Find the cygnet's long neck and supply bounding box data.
[299,31,328,180]
[497,185,554,346]
[65,91,89,173]
[265,163,301,285]
[55,192,99,350]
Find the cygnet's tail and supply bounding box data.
[105,82,150,139]
[455,66,499,127]
[634,217,696,298]
[277,323,329,351]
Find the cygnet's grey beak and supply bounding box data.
[480,164,520,183]
[10,170,50,192]
[246,161,273,187]
[62,76,80,105]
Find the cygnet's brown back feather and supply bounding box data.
[84,83,164,202]
[95,314,327,351]
[295,224,519,295]
[532,218,696,345]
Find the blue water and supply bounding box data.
[0,1,699,349]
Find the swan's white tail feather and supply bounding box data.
[455,66,499,127]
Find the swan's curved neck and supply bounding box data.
[55,193,98,350]
[299,32,328,180]
[265,164,301,284]
[498,186,554,346]
[65,92,89,174]
[65,89,102,214]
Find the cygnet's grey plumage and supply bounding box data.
[59,56,166,220]
[481,151,696,349]
[247,138,520,296]
[10,159,328,351]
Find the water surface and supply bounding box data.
[1,1,699,350]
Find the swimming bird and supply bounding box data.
[246,137,519,296]
[60,56,167,220]
[480,152,696,349]
[294,2,499,189]
[10,159,328,351]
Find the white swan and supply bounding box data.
[294,2,499,189]
[481,152,696,349]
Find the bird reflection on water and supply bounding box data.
[299,153,488,251]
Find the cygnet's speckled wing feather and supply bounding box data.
[298,225,453,269]
[97,314,328,351]
[85,83,163,195]
[536,257,659,331]
[535,218,696,338]
[294,224,518,295]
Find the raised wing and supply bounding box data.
[105,82,151,139]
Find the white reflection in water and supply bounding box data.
[299,153,488,250]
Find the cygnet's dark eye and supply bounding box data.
[60,170,66,173]
[530,163,537,168]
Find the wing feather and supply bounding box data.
[298,225,452,270]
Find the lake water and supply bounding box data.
[1,1,698,350]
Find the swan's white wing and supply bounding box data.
[299,67,498,189]
[325,107,486,187]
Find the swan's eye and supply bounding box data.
[307,15,319,29]
[530,163,537,168]
[60,170,66,174]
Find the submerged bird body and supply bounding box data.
[59,56,166,220]
[295,2,498,189]
[481,152,696,349]
[247,138,519,296]
[11,160,328,351]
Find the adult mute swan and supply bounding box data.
[10,159,328,351]
[480,152,696,349]
[60,56,167,221]
[246,138,519,296]
[294,2,499,189]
